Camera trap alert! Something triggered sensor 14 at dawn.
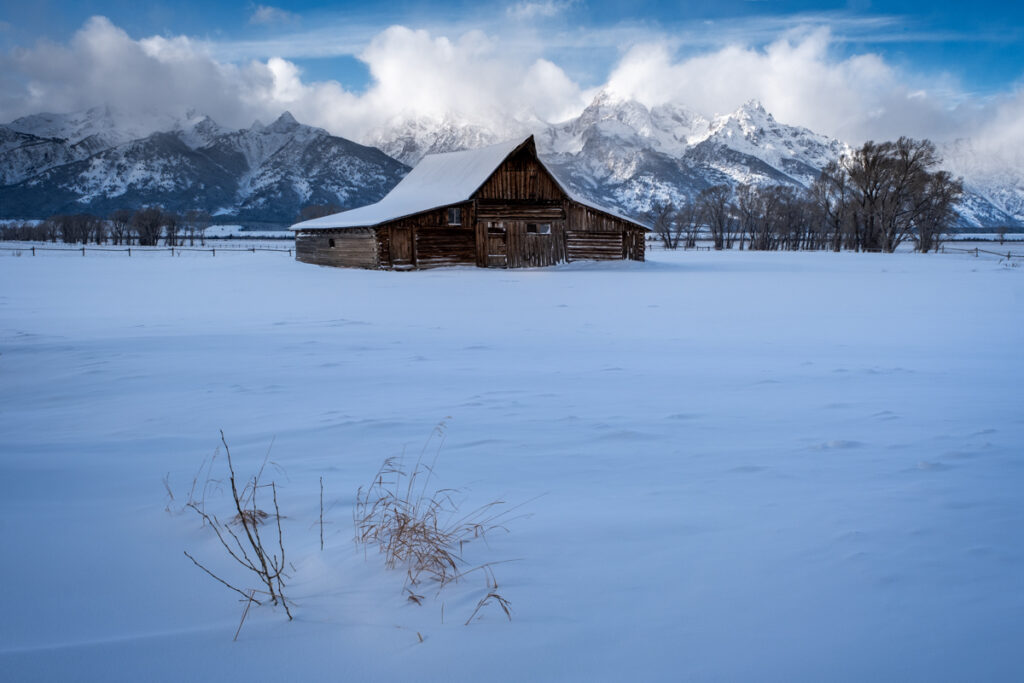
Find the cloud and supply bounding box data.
[0,17,273,129]
[506,1,576,21]
[0,14,1020,173]
[249,5,299,26]
[604,27,976,144]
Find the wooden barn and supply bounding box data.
[291,135,647,269]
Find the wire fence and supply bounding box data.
[940,245,1024,261]
[644,239,1023,261]
[0,244,294,256]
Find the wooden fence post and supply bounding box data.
[31,246,35,256]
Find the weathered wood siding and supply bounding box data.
[562,204,646,263]
[296,228,378,268]
[625,228,646,261]
[416,228,476,267]
[475,147,564,201]
[565,230,624,261]
[471,148,569,267]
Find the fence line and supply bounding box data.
[0,245,293,256]
[941,246,1023,260]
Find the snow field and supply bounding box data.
[1,250,1022,681]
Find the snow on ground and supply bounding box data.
[1,249,1022,681]
[203,225,292,239]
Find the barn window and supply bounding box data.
[447,208,462,225]
[487,222,505,234]
[329,238,336,247]
[527,223,551,235]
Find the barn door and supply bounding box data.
[485,222,507,267]
[390,227,414,269]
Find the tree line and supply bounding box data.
[650,137,965,253]
[0,208,213,246]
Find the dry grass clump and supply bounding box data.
[354,428,517,623]
[354,454,508,589]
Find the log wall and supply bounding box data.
[296,228,379,268]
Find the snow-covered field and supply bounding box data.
[1,249,1022,681]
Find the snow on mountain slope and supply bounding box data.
[367,116,520,167]
[533,94,847,217]
[692,100,849,186]
[941,138,1024,227]
[0,111,409,223]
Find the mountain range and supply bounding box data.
[1,97,1021,227]
[0,107,408,224]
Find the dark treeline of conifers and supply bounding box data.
[649,137,965,253]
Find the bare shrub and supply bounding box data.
[184,431,292,622]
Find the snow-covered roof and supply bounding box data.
[291,137,527,230]
[291,135,648,231]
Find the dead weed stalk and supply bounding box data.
[184,431,292,622]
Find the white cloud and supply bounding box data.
[0,17,271,129]
[0,14,1020,174]
[603,27,976,144]
[506,1,576,21]
[249,5,299,26]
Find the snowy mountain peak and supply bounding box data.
[738,99,771,119]
[267,111,300,133]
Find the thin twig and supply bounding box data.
[184,551,262,604]
[234,590,256,641]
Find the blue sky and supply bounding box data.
[1,0,1022,151]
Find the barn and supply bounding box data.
[290,135,648,269]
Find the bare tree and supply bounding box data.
[676,202,701,249]
[162,211,181,247]
[841,137,958,252]
[91,216,109,245]
[54,214,99,245]
[184,209,212,246]
[132,207,163,246]
[809,162,852,252]
[648,202,681,249]
[697,185,734,250]
[915,171,963,253]
[109,209,133,245]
